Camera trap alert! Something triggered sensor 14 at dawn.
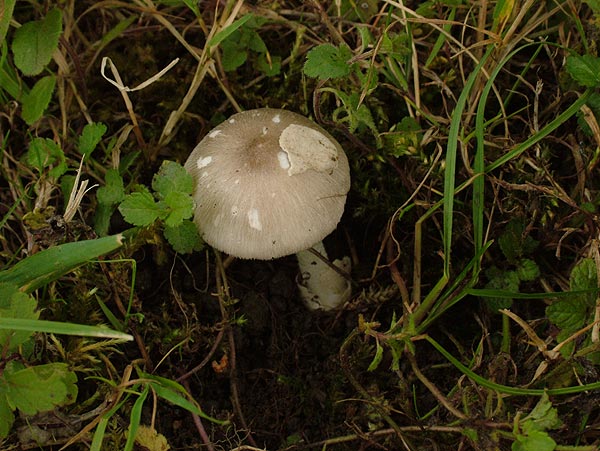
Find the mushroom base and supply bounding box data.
[296,241,352,310]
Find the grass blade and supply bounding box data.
[0,318,133,340]
[0,234,123,292]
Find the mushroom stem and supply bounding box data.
[296,241,352,310]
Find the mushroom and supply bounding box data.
[184,108,351,310]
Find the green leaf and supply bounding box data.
[367,340,384,371]
[570,258,598,294]
[303,44,352,80]
[207,14,255,48]
[138,369,228,425]
[521,392,562,433]
[517,259,540,282]
[162,191,194,227]
[152,160,194,198]
[566,54,600,88]
[255,53,281,76]
[181,0,201,16]
[0,55,28,100]
[492,0,514,31]
[79,122,107,157]
[119,191,163,226]
[124,386,149,451]
[0,283,38,352]
[382,117,422,158]
[0,396,15,439]
[97,169,125,206]
[498,219,538,263]
[512,430,556,451]
[0,234,123,292]
[149,380,226,424]
[163,220,203,254]
[483,268,520,311]
[584,0,600,14]
[546,297,589,336]
[26,137,63,173]
[246,29,267,54]
[546,258,598,358]
[95,169,126,236]
[0,318,133,341]
[220,35,248,72]
[3,362,77,415]
[0,0,16,45]
[12,8,63,76]
[20,74,56,124]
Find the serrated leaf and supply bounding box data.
[79,122,107,157]
[152,160,194,198]
[162,191,194,227]
[512,430,556,451]
[566,54,600,88]
[498,219,538,263]
[303,44,352,80]
[546,258,598,358]
[0,283,38,352]
[163,220,203,254]
[570,258,598,294]
[517,259,540,282]
[26,137,63,173]
[521,392,562,433]
[12,8,62,76]
[221,36,248,72]
[546,297,588,332]
[4,362,77,415]
[483,268,519,311]
[97,169,125,206]
[118,191,163,226]
[20,74,55,125]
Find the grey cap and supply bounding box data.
[184,108,350,259]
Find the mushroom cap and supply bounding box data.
[184,108,350,259]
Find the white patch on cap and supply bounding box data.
[231,205,239,216]
[209,130,222,138]
[201,171,208,178]
[234,179,240,184]
[229,118,235,123]
[277,151,290,170]
[248,208,262,231]
[262,126,268,135]
[272,114,281,123]
[197,156,213,169]
[279,124,339,176]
